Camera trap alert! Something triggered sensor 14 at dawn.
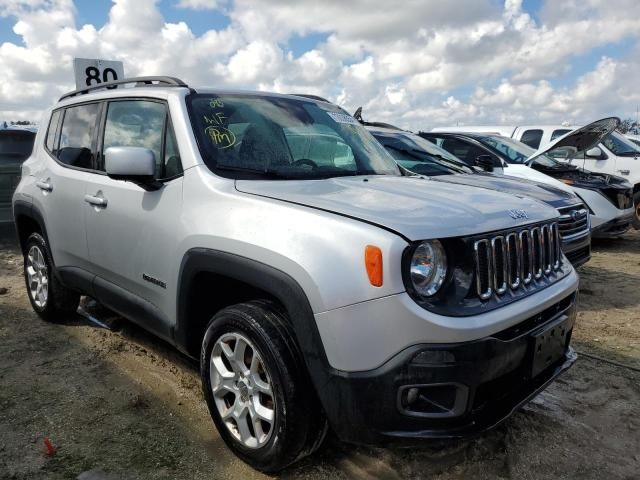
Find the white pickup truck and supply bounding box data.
[434,124,640,229]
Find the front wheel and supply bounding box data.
[201,300,326,472]
[633,191,640,230]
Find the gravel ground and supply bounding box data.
[0,225,639,480]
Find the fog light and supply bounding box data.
[398,383,468,418]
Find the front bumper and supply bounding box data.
[591,210,634,238]
[561,230,591,267]
[321,293,577,444]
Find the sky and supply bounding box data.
[1,0,640,130]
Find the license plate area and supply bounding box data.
[530,314,572,378]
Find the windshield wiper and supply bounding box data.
[215,164,288,178]
[216,164,368,180]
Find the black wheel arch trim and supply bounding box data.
[12,200,57,269]
[175,248,337,409]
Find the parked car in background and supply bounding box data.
[625,133,640,147]
[13,77,580,472]
[357,117,592,266]
[434,124,640,229]
[425,120,634,237]
[1,125,36,223]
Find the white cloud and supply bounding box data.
[176,0,221,10]
[1,0,640,128]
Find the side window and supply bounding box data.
[439,138,484,165]
[520,129,543,149]
[102,100,166,177]
[162,122,183,179]
[57,103,100,168]
[551,129,571,141]
[45,110,61,152]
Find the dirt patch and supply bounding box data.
[1,225,639,479]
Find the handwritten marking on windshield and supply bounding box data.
[205,125,236,149]
[204,111,227,126]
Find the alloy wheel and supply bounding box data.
[210,332,276,449]
[26,246,48,308]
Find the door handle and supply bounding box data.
[36,180,53,192]
[84,194,108,208]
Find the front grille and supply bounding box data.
[557,204,589,240]
[473,222,561,300]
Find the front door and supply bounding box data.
[83,99,184,339]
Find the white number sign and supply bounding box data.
[73,58,125,90]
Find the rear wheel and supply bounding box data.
[23,233,80,321]
[633,191,640,230]
[201,300,326,472]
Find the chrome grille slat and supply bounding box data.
[473,222,562,301]
[474,239,492,300]
[506,232,520,289]
[531,227,543,279]
[519,230,532,285]
[491,236,507,295]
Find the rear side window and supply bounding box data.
[58,103,100,169]
[45,110,61,152]
[520,129,543,149]
[550,129,571,141]
[438,138,486,165]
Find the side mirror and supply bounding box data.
[105,146,161,190]
[585,147,603,159]
[475,154,497,172]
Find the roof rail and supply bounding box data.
[289,93,332,103]
[59,76,188,101]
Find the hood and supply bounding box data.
[527,117,620,163]
[236,175,558,241]
[430,172,580,209]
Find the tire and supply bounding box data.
[201,300,327,472]
[633,191,640,230]
[23,232,80,322]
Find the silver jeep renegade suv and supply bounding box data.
[13,77,579,472]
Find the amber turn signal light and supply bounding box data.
[365,245,383,287]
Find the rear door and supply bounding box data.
[83,98,184,339]
[0,129,35,222]
[30,105,99,270]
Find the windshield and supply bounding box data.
[602,131,640,156]
[371,130,474,175]
[188,94,400,179]
[476,135,559,168]
[0,130,35,164]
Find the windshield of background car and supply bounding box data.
[602,131,640,156]
[188,94,401,179]
[371,131,474,176]
[478,135,558,168]
[0,130,36,165]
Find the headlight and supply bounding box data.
[409,240,447,297]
